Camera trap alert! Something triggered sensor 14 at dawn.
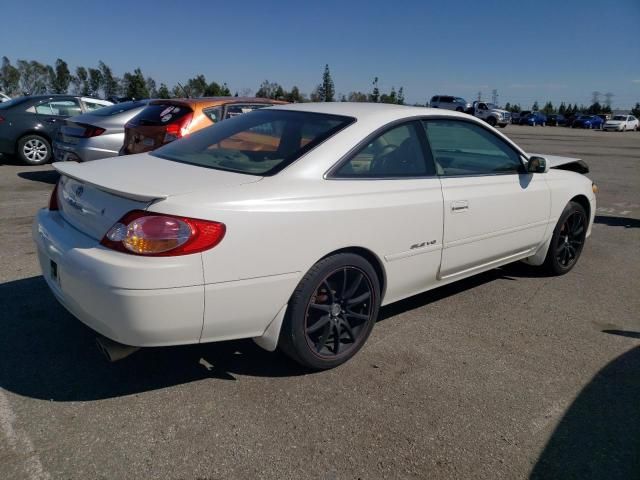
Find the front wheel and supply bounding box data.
[18,135,51,165]
[279,253,381,370]
[487,117,497,127]
[542,201,588,275]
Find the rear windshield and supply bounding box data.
[152,109,355,176]
[91,101,148,116]
[0,97,30,110]
[130,103,193,126]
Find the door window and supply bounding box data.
[423,120,522,176]
[334,122,433,178]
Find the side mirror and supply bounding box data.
[527,156,549,173]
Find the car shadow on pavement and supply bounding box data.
[17,170,59,185]
[0,263,568,402]
[530,345,640,480]
[0,276,308,402]
[594,215,640,229]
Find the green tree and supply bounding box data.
[48,58,71,94]
[285,86,303,102]
[631,103,640,117]
[532,100,539,111]
[504,102,511,111]
[0,57,21,95]
[541,101,554,115]
[369,77,380,103]
[98,61,119,98]
[72,66,90,95]
[587,102,602,114]
[145,77,157,98]
[256,80,284,99]
[17,60,49,94]
[121,68,149,99]
[397,87,405,105]
[317,64,335,102]
[558,102,566,115]
[88,68,103,96]
[157,83,171,99]
[348,91,368,102]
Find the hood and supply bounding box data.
[492,108,509,114]
[605,120,622,125]
[527,153,589,174]
[53,153,262,202]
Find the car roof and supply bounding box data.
[150,97,287,108]
[270,102,472,122]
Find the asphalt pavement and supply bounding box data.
[1,126,638,480]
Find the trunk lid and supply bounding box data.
[53,154,262,240]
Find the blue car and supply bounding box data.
[572,115,604,129]
[522,112,547,126]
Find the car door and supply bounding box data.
[31,98,82,136]
[422,118,551,280]
[331,120,444,301]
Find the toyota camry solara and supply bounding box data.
[33,103,596,369]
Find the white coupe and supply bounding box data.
[33,103,597,369]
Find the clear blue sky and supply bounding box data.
[2,0,639,108]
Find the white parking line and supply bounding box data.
[0,390,50,480]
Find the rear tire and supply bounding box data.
[279,253,381,370]
[18,134,51,165]
[541,201,588,276]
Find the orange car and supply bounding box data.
[121,97,287,155]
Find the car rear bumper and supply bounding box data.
[53,140,120,162]
[32,209,205,347]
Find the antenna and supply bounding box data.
[177,82,189,98]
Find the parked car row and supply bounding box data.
[0,95,285,164]
[0,95,112,164]
[429,96,510,127]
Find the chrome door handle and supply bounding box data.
[451,200,469,212]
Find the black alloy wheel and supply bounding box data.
[304,267,374,359]
[279,253,380,369]
[543,201,588,275]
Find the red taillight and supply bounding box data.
[164,112,194,142]
[77,123,106,138]
[49,182,60,211]
[0,115,4,123]
[101,210,225,256]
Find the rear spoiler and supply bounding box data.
[53,162,168,202]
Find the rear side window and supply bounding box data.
[130,104,193,126]
[423,119,522,176]
[33,99,81,117]
[153,109,354,176]
[224,104,270,120]
[91,101,147,116]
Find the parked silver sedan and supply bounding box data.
[53,100,150,162]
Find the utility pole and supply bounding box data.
[477,91,482,101]
[491,89,498,106]
[604,92,614,109]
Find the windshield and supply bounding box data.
[612,115,626,120]
[0,97,30,110]
[454,97,466,103]
[152,109,355,176]
[91,101,148,116]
